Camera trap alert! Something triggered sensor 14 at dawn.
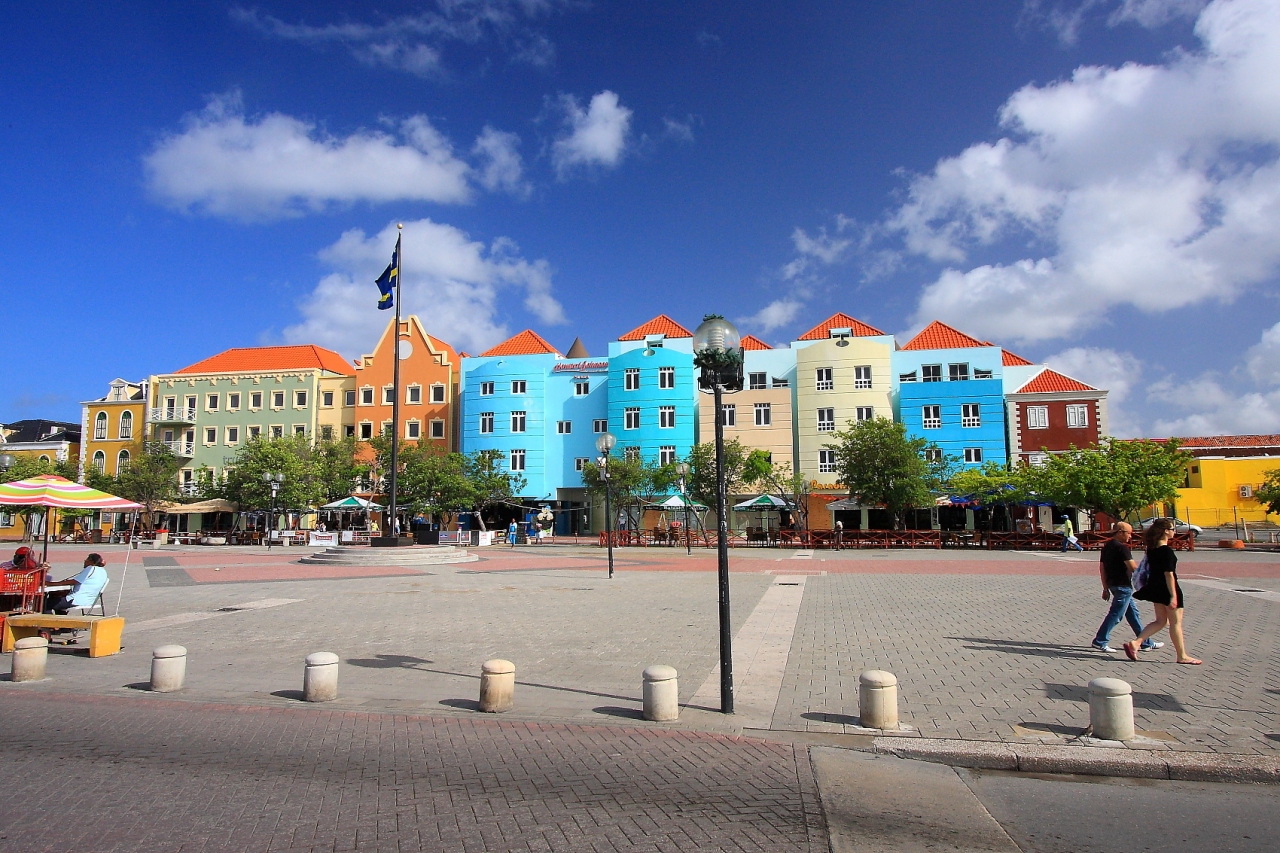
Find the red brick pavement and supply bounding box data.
[0,692,825,853]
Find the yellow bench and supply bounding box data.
[2,614,125,657]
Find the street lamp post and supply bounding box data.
[692,315,744,715]
[675,461,692,556]
[595,431,616,579]
[263,472,284,549]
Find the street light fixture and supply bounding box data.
[675,461,692,556]
[692,314,744,715]
[0,454,14,473]
[262,471,284,549]
[595,431,616,579]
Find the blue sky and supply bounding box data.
[3,1,1279,437]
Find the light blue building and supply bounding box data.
[892,321,1008,467]
[606,315,698,467]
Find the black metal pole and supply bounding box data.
[387,230,402,542]
[713,382,733,714]
[603,457,614,579]
[684,481,692,556]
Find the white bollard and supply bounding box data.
[479,659,515,713]
[11,636,48,682]
[642,665,679,721]
[150,645,187,692]
[1089,677,1135,741]
[859,669,899,730]
[303,652,340,702]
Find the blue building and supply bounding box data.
[606,315,697,467]
[892,321,1008,467]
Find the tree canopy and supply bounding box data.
[1256,467,1280,516]
[827,417,933,529]
[1022,439,1190,521]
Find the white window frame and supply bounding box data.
[1026,405,1049,429]
[659,406,676,429]
[575,457,589,472]
[557,421,572,434]
[294,390,307,409]
[964,447,983,463]
[855,406,874,422]
[94,411,107,440]
[509,449,526,472]
[358,422,372,440]
[624,368,640,391]
[320,391,333,408]
[817,408,835,432]
[272,390,286,409]
[228,393,241,411]
[510,380,526,395]
[1066,404,1089,428]
[961,403,981,428]
[815,367,834,391]
[658,367,675,389]
[343,390,356,407]
[406,420,421,440]
[753,403,771,426]
[510,411,526,433]
[721,404,736,427]
[479,382,494,396]
[429,420,445,439]
[593,419,608,433]
[659,446,677,466]
[407,385,422,404]
[948,363,970,381]
[92,450,105,472]
[624,407,640,430]
[430,384,446,404]
[748,372,767,390]
[819,449,837,474]
[382,386,395,405]
[293,424,307,436]
[248,425,261,440]
[854,366,872,389]
[206,393,219,412]
[922,365,942,383]
[574,380,590,396]
[204,427,217,445]
[922,405,942,429]
[251,391,264,410]
[226,426,239,445]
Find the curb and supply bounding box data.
[873,736,1280,784]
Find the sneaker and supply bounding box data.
[1091,641,1116,652]
[1141,640,1165,650]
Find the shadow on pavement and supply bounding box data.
[1044,682,1186,711]
[949,636,1101,660]
[438,698,480,711]
[346,654,433,669]
[802,711,860,726]
[592,706,644,720]
[271,689,305,701]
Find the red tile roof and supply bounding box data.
[1002,350,1034,366]
[1152,435,1280,449]
[618,315,693,341]
[1016,369,1096,393]
[175,345,354,376]
[797,312,885,341]
[740,334,772,351]
[900,321,987,351]
[479,329,562,357]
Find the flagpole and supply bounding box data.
[389,225,403,543]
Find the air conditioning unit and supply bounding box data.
[1239,484,1253,499]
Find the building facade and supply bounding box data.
[698,334,797,469]
[1161,435,1280,527]
[79,379,148,479]
[0,419,82,539]
[1005,368,1107,465]
[607,316,697,468]
[351,316,460,448]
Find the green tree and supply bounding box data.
[1255,467,1280,516]
[397,446,475,524]
[465,450,527,530]
[686,439,759,507]
[581,453,678,528]
[1025,438,1191,523]
[947,461,1032,505]
[748,458,812,531]
[312,436,366,503]
[828,418,932,529]
[219,435,320,510]
[111,441,183,529]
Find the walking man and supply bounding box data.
[1060,515,1083,551]
[1092,523,1163,653]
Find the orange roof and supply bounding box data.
[797,312,885,341]
[740,334,772,351]
[1017,369,1096,393]
[1151,435,1280,449]
[176,345,354,376]
[618,315,692,341]
[900,320,988,351]
[479,329,562,357]
[1002,350,1034,366]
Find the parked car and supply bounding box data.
[1138,517,1202,538]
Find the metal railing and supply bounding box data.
[161,440,195,457]
[149,407,197,424]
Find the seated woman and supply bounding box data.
[45,553,109,615]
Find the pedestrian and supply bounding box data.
[835,520,843,551]
[1059,515,1083,551]
[508,519,518,548]
[1126,519,1202,665]
[1091,523,1163,653]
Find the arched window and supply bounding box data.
[92,451,106,472]
[94,411,107,440]
[116,449,130,471]
[119,411,133,440]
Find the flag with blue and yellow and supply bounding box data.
[375,236,399,310]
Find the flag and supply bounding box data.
[375,236,399,310]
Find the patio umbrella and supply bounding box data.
[732,494,792,510]
[0,475,142,562]
[321,496,384,510]
[645,494,708,510]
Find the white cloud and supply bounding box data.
[662,116,696,143]
[472,125,530,197]
[552,91,632,176]
[1111,0,1211,27]
[1244,319,1280,385]
[1148,379,1280,435]
[1023,0,1208,44]
[1045,346,1144,435]
[894,0,1280,344]
[781,216,858,281]
[282,219,564,358]
[145,92,472,220]
[740,300,804,334]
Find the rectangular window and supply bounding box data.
[964,447,983,463]
[962,403,981,428]
[206,393,219,411]
[659,446,676,466]
[431,384,446,404]
[406,421,420,439]
[294,425,306,436]
[1066,404,1089,428]
[381,422,393,436]
[624,407,640,430]
[480,382,494,396]
[815,367,834,391]
[922,365,942,383]
[922,405,942,429]
[383,387,394,405]
[510,411,526,433]
[624,446,640,462]
[854,366,872,389]
[408,386,421,404]
[430,420,445,439]
[575,457,589,472]
[343,390,355,407]
[360,387,374,405]
[574,380,590,396]
[624,368,640,391]
[320,391,332,407]
[320,425,333,441]
[509,449,525,471]
[511,380,526,394]
[720,404,736,427]
[343,425,355,438]
[273,390,286,408]
[856,406,874,422]
[974,368,993,380]
[949,363,970,382]
[593,418,608,433]
[819,449,837,474]
[185,395,197,413]
[659,406,676,429]
[228,393,241,410]
[659,367,675,389]
[899,371,917,383]
[923,447,942,463]
[771,376,789,388]
[748,372,767,390]
[295,390,307,408]
[817,408,835,432]
[251,391,263,409]
[1026,405,1049,429]
[358,423,372,440]
[205,427,217,444]
[754,403,771,426]
[557,421,572,434]
[226,427,239,444]
[248,426,261,439]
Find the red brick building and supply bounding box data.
[1004,368,1108,465]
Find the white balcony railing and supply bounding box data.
[161,440,195,457]
[149,407,197,424]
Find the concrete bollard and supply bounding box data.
[1089,677,1135,741]
[479,659,515,712]
[303,652,340,702]
[642,665,679,721]
[858,669,899,730]
[150,645,187,692]
[11,636,49,682]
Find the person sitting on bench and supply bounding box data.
[44,553,109,615]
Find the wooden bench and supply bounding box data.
[2,614,125,657]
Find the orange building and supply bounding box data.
[352,316,460,449]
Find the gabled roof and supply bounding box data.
[900,321,988,351]
[1016,369,1096,394]
[1002,350,1034,367]
[740,334,772,351]
[479,329,562,357]
[618,315,692,341]
[175,345,354,376]
[797,312,885,341]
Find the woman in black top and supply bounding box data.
[1126,519,1202,665]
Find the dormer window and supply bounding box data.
[828,327,852,339]
[645,336,665,349]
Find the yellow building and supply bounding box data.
[80,379,148,479]
[0,419,82,540]
[1159,435,1280,527]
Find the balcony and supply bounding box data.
[150,407,197,425]
[161,440,195,458]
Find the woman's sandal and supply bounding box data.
[1176,658,1202,665]
[1123,642,1138,661]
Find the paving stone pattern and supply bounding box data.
[0,692,825,853]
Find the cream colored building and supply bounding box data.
[697,334,796,469]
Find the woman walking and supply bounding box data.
[1125,519,1202,665]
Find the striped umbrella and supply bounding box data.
[0,475,141,561]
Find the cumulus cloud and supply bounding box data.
[893,0,1280,345]
[145,92,473,219]
[1045,346,1144,435]
[1023,0,1209,44]
[740,300,804,334]
[552,91,632,176]
[1244,319,1280,385]
[472,125,530,197]
[282,219,564,358]
[1148,378,1280,436]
